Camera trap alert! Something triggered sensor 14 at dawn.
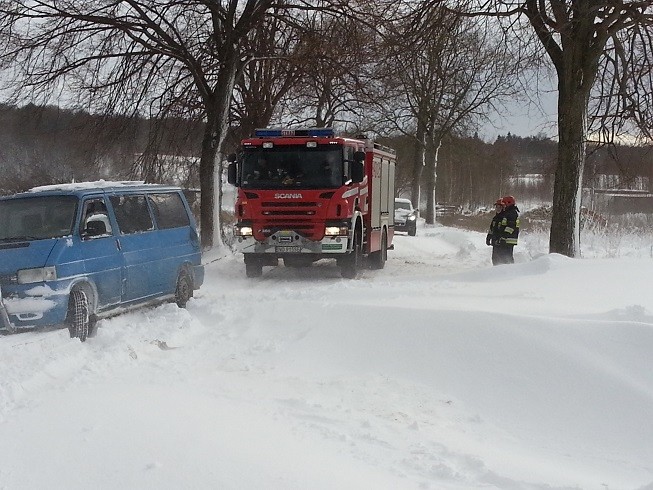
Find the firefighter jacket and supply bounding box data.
[487,205,520,246]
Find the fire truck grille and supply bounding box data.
[261,202,318,207]
[259,202,323,238]
[263,210,315,216]
[264,222,313,228]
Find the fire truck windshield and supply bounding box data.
[241,146,344,190]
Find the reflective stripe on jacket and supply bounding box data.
[489,205,520,246]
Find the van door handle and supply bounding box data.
[115,239,122,251]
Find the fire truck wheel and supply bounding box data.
[370,229,387,270]
[245,261,263,278]
[341,228,362,279]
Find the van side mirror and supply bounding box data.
[353,151,366,162]
[227,163,238,186]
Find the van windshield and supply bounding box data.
[0,196,78,241]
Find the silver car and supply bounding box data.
[394,198,417,236]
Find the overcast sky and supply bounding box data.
[482,82,559,142]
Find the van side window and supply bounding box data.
[109,195,154,234]
[81,198,112,239]
[148,193,190,229]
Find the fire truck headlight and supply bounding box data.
[235,225,253,237]
[325,225,349,236]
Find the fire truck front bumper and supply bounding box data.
[234,230,349,255]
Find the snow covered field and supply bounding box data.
[1,224,652,489]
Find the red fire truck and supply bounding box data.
[227,128,396,278]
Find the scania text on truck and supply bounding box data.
[227,128,396,278]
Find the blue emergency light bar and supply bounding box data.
[254,128,335,138]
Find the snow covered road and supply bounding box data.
[1,227,652,489]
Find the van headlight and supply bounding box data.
[17,266,57,284]
[407,215,416,221]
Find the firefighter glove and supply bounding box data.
[486,234,492,246]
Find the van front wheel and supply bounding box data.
[175,271,193,308]
[68,289,90,342]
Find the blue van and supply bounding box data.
[0,181,204,341]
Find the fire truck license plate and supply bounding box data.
[275,246,301,253]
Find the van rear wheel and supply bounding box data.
[68,289,90,342]
[175,271,193,308]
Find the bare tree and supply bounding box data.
[438,0,653,256]
[230,11,304,142]
[524,1,653,256]
[0,0,278,249]
[592,14,653,144]
[0,0,387,247]
[380,4,522,222]
[275,8,381,130]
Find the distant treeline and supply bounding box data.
[386,131,653,209]
[384,132,560,209]
[0,104,202,195]
[1,104,651,209]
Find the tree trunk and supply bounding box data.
[424,137,441,224]
[199,117,218,250]
[410,142,424,208]
[410,122,427,209]
[549,80,590,257]
[198,58,240,250]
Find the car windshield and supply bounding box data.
[0,195,78,241]
[241,146,344,190]
[395,201,412,211]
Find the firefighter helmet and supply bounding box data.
[502,195,516,207]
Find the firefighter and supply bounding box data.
[486,195,520,265]
[486,198,505,262]
[253,157,273,181]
